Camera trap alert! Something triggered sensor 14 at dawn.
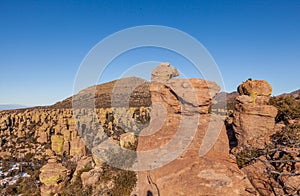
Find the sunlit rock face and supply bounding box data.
[233,79,277,149]
[133,63,256,196]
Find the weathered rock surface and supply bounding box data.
[2,63,295,196]
[151,62,179,82]
[237,79,272,97]
[242,157,285,196]
[73,156,94,177]
[81,168,102,187]
[70,137,86,158]
[135,115,256,195]
[39,159,69,196]
[134,64,256,195]
[51,135,64,155]
[233,79,277,149]
[120,132,137,150]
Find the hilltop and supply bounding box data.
[277,89,300,98]
[50,77,150,109]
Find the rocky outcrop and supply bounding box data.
[150,78,220,115]
[233,79,277,149]
[151,62,179,82]
[2,63,297,195]
[70,137,86,158]
[242,157,285,196]
[39,159,69,196]
[120,132,137,150]
[134,64,256,195]
[80,167,103,187]
[73,156,94,177]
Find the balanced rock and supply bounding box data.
[233,79,277,149]
[39,159,69,196]
[151,62,179,82]
[237,79,272,104]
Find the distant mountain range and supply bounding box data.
[0,104,29,111]
[277,89,300,98]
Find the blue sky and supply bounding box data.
[0,0,299,106]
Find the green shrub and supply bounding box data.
[235,147,264,168]
[270,96,300,122]
[110,170,137,196]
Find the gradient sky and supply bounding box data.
[0,0,299,106]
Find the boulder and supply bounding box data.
[37,131,48,144]
[73,156,94,177]
[120,132,137,150]
[151,62,179,82]
[237,79,272,97]
[150,78,220,115]
[39,159,69,196]
[81,168,102,187]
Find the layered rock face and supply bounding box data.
[134,63,256,195]
[233,79,278,149]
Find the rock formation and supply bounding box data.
[39,159,69,196]
[233,79,278,149]
[151,62,179,82]
[133,63,256,195]
[1,63,298,195]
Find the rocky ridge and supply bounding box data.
[0,62,299,195]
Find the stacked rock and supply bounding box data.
[233,79,278,149]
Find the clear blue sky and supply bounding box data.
[0,0,299,106]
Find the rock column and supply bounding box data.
[233,79,277,149]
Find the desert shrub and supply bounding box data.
[270,96,300,122]
[15,177,40,196]
[110,170,137,196]
[235,147,264,168]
